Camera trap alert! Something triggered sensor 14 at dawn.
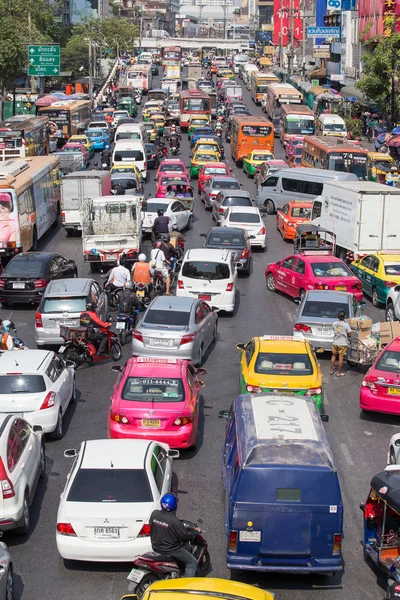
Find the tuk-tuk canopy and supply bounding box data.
[294,225,336,254]
[371,468,400,515]
[296,225,332,237]
[166,181,194,197]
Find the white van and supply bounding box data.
[112,140,147,181]
[233,54,249,74]
[115,123,144,143]
[176,248,239,313]
[315,113,347,138]
[255,167,358,215]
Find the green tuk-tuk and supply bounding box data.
[117,97,136,118]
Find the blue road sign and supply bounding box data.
[307,27,340,37]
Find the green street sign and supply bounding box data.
[28,45,60,76]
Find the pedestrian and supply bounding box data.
[330,310,352,377]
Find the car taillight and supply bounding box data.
[226,282,234,292]
[294,323,312,332]
[35,311,43,328]
[40,391,56,410]
[0,279,5,289]
[385,281,398,288]
[305,387,322,396]
[57,523,77,536]
[219,207,225,213]
[133,330,143,342]
[61,212,65,223]
[180,332,196,345]
[34,279,47,288]
[229,530,238,552]
[152,154,156,159]
[144,162,147,169]
[332,533,342,556]
[138,523,151,537]
[177,279,184,289]
[241,249,249,259]
[315,283,330,290]
[258,227,266,235]
[246,385,262,392]
[173,415,193,426]
[353,282,363,290]
[362,378,377,392]
[110,411,130,424]
[0,458,15,499]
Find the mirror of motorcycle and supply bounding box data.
[218,410,229,419]
[168,449,180,459]
[111,365,122,372]
[64,449,77,458]
[359,502,366,511]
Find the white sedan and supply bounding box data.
[388,433,400,464]
[56,439,179,562]
[220,205,266,250]
[142,198,192,234]
[0,350,75,439]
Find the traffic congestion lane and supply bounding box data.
[0,75,397,600]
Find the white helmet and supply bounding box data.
[139,253,147,262]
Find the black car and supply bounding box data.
[151,64,159,76]
[273,116,280,137]
[0,252,78,306]
[145,142,159,169]
[201,227,252,276]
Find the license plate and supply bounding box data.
[13,283,25,289]
[388,387,400,396]
[106,254,115,260]
[150,338,172,347]
[198,294,211,301]
[127,568,145,583]
[239,530,261,542]
[335,286,346,291]
[136,290,145,297]
[61,320,74,326]
[94,527,120,538]
[142,419,161,427]
[116,322,125,329]
[316,328,328,334]
[59,346,65,354]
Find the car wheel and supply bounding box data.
[194,344,203,367]
[6,564,14,600]
[39,442,46,479]
[70,377,77,403]
[136,574,159,599]
[266,273,276,292]
[386,302,397,322]
[51,409,63,440]
[390,447,397,465]
[186,215,193,230]
[15,493,30,535]
[265,200,275,215]
[372,287,380,307]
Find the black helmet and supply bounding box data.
[157,209,164,217]
[86,301,95,311]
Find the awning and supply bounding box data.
[340,85,373,106]
[306,67,326,80]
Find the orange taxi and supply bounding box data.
[276,200,313,240]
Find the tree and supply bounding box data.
[61,33,91,78]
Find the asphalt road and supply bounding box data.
[0,74,396,600]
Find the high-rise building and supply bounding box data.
[70,0,109,23]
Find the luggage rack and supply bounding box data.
[60,325,87,341]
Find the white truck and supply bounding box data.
[81,195,143,272]
[187,63,202,81]
[61,171,111,236]
[312,181,400,260]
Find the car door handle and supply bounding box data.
[20,462,25,469]
[28,445,33,451]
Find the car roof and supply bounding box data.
[128,357,186,376]
[146,198,170,205]
[0,349,52,372]
[150,295,197,311]
[114,140,144,148]
[80,439,152,469]
[304,255,345,264]
[44,278,93,297]
[256,336,310,353]
[209,177,237,184]
[303,290,352,302]
[379,254,400,262]
[86,128,104,133]
[228,205,259,214]
[185,248,232,262]
[208,226,245,236]
[220,189,251,197]
[9,252,53,262]
[201,162,227,169]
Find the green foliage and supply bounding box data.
[344,117,363,140]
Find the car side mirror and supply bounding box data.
[394,285,400,293]
[315,347,325,353]
[33,424,44,434]
[359,301,367,308]
[359,502,366,511]
[395,439,400,447]
[111,365,122,372]
[199,233,206,237]
[64,449,77,458]
[168,449,180,459]
[196,367,207,376]
[65,360,76,369]
[236,343,245,351]
[321,414,329,423]
[276,207,282,212]
[218,410,229,419]
[235,262,243,269]
[293,296,301,304]
[121,596,138,600]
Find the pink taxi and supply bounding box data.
[156,158,187,181]
[156,172,190,198]
[108,357,206,449]
[360,337,400,415]
[266,253,363,301]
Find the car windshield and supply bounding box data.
[376,350,400,373]
[324,123,346,132]
[385,264,400,276]
[196,144,218,152]
[122,377,185,402]
[4,258,44,276]
[67,469,153,503]
[311,262,353,277]
[208,233,244,247]
[87,131,103,138]
[223,197,252,207]
[182,261,230,280]
[229,212,260,223]
[144,310,190,326]
[253,154,271,161]
[42,297,87,314]
[195,153,214,161]
[212,180,240,190]
[301,300,349,318]
[0,375,46,393]
[291,207,311,218]
[204,167,227,175]
[254,353,313,375]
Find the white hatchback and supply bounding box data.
[220,205,266,250]
[0,350,76,439]
[56,439,179,562]
[177,248,239,313]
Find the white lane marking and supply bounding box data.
[340,442,354,466]
[324,392,329,406]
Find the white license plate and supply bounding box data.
[13,283,25,289]
[239,530,261,542]
[94,527,120,538]
[116,322,125,329]
[150,338,172,347]
[59,346,65,353]
[127,568,145,583]
[106,254,115,260]
[61,320,75,326]
[316,328,329,335]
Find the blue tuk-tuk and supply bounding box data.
[220,393,343,575]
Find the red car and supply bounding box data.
[156,159,187,181]
[266,253,363,301]
[156,172,190,198]
[60,142,90,167]
[360,337,400,415]
[285,136,303,159]
[198,162,230,192]
[108,357,206,449]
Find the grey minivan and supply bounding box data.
[35,278,108,347]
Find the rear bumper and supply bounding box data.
[108,419,196,448]
[0,288,45,303]
[3,406,59,433]
[56,533,152,562]
[293,331,333,351]
[227,555,343,573]
[360,388,400,414]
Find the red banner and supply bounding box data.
[273,0,303,46]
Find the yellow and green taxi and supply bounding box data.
[192,139,221,160]
[243,150,275,177]
[142,122,157,142]
[367,151,400,184]
[188,114,211,138]
[236,335,324,412]
[68,135,94,158]
[143,105,162,122]
[149,113,166,135]
[110,162,142,181]
[350,252,400,306]
[190,149,220,178]
[121,578,274,600]
[220,68,235,80]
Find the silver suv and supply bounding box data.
[35,278,108,347]
[386,285,400,321]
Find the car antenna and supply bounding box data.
[110,460,114,468]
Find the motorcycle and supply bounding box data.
[127,521,210,598]
[170,144,179,155]
[132,281,152,310]
[102,277,124,308]
[116,311,138,345]
[0,320,28,351]
[59,326,122,368]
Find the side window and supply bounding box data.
[91,283,100,304]
[47,257,58,274]
[360,256,371,269]
[187,370,195,394]
[7,425,24,472]
[262,176,278,188]
[294,259,305,274]
[15,418,30,451]
[282,178,302,193]
[282,204,289,214]
[195,304,204,324]
[151,446,165,493]
[369,257,379,273]
[282,257,297,270]
[201,302,211,316]
[245,340,255,365]
[353,296,359,316]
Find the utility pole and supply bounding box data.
[288,0,295,75]
[89,41,93,99]
[302,6,306,76]
[279,0,284,68]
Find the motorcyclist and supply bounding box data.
[79,301,111,356]
[149,493,200,577]
[131,253,154,290]
[101,146,112,168]
[106,259,131,293]
[115,280,139,314]
[115,183,126,195]
[170,131,180,151]
[158,236,179,271]
[152,209,170,244]
[169,224,185,250]
[150,241,171,295]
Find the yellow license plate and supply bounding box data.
[137,290,144,297]
[335,286,346,291]
[388,388,400,396]
[142,419,161,427]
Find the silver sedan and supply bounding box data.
[201,177,241,211]
[132,296,218,366]
[0,541,14,600]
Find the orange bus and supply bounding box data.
[279,104,315,146]
[179,89,211,129]
[230,115,274,165]
[302,136,369,180]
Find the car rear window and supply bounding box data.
[4,258,44,277]
[254,353,313,376]
[144,310,190,326]
[301,300,349,319]
[204,167,227,175]
[376,350,400,373]
[0,375,46,394]
[122,377,185,402]
[182,261,230,280]
[41,297,87,314]
[87,131,103,138]
[208,233,244,247]
[212,180,240,190]
[147,202,168,213]
[222,197,253,207]
[159,164,184,172]
[292,207,311,218]
[116,132,141,140]
[311,262,353,277]
[385,264,400,276]
[229,212,260,223]
[67,469,153,503]
[111,178,137,190]
[114,150,144,161]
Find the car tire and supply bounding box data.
[51,409,63,440]
[266,273,276,292]
[186,215,193,230]
[386,302,397,322]
[194,344,203,367]
[39,442,46,479]
[70,377,77,403]
[372,287,380,307]
[6,563,14,600]
[265,200,275,215]
[15,493,30,536]
[136,574,159,599]
[390,447,397,465]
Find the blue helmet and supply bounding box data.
[160,493,177,512]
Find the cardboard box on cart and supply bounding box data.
[379,322,400,349]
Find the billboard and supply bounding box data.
[273,0,303,46]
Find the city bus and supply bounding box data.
[0,156,60,256]
[251,71,280,105]
[302,136,369,180]
[265,83,303,119]
[179,89,211,129]
[279,104,315,146]
[0,115,50,161]
[230,115,274,165]
[125,63,152,93]
[161,46,182,62]
[38,100,91,147]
